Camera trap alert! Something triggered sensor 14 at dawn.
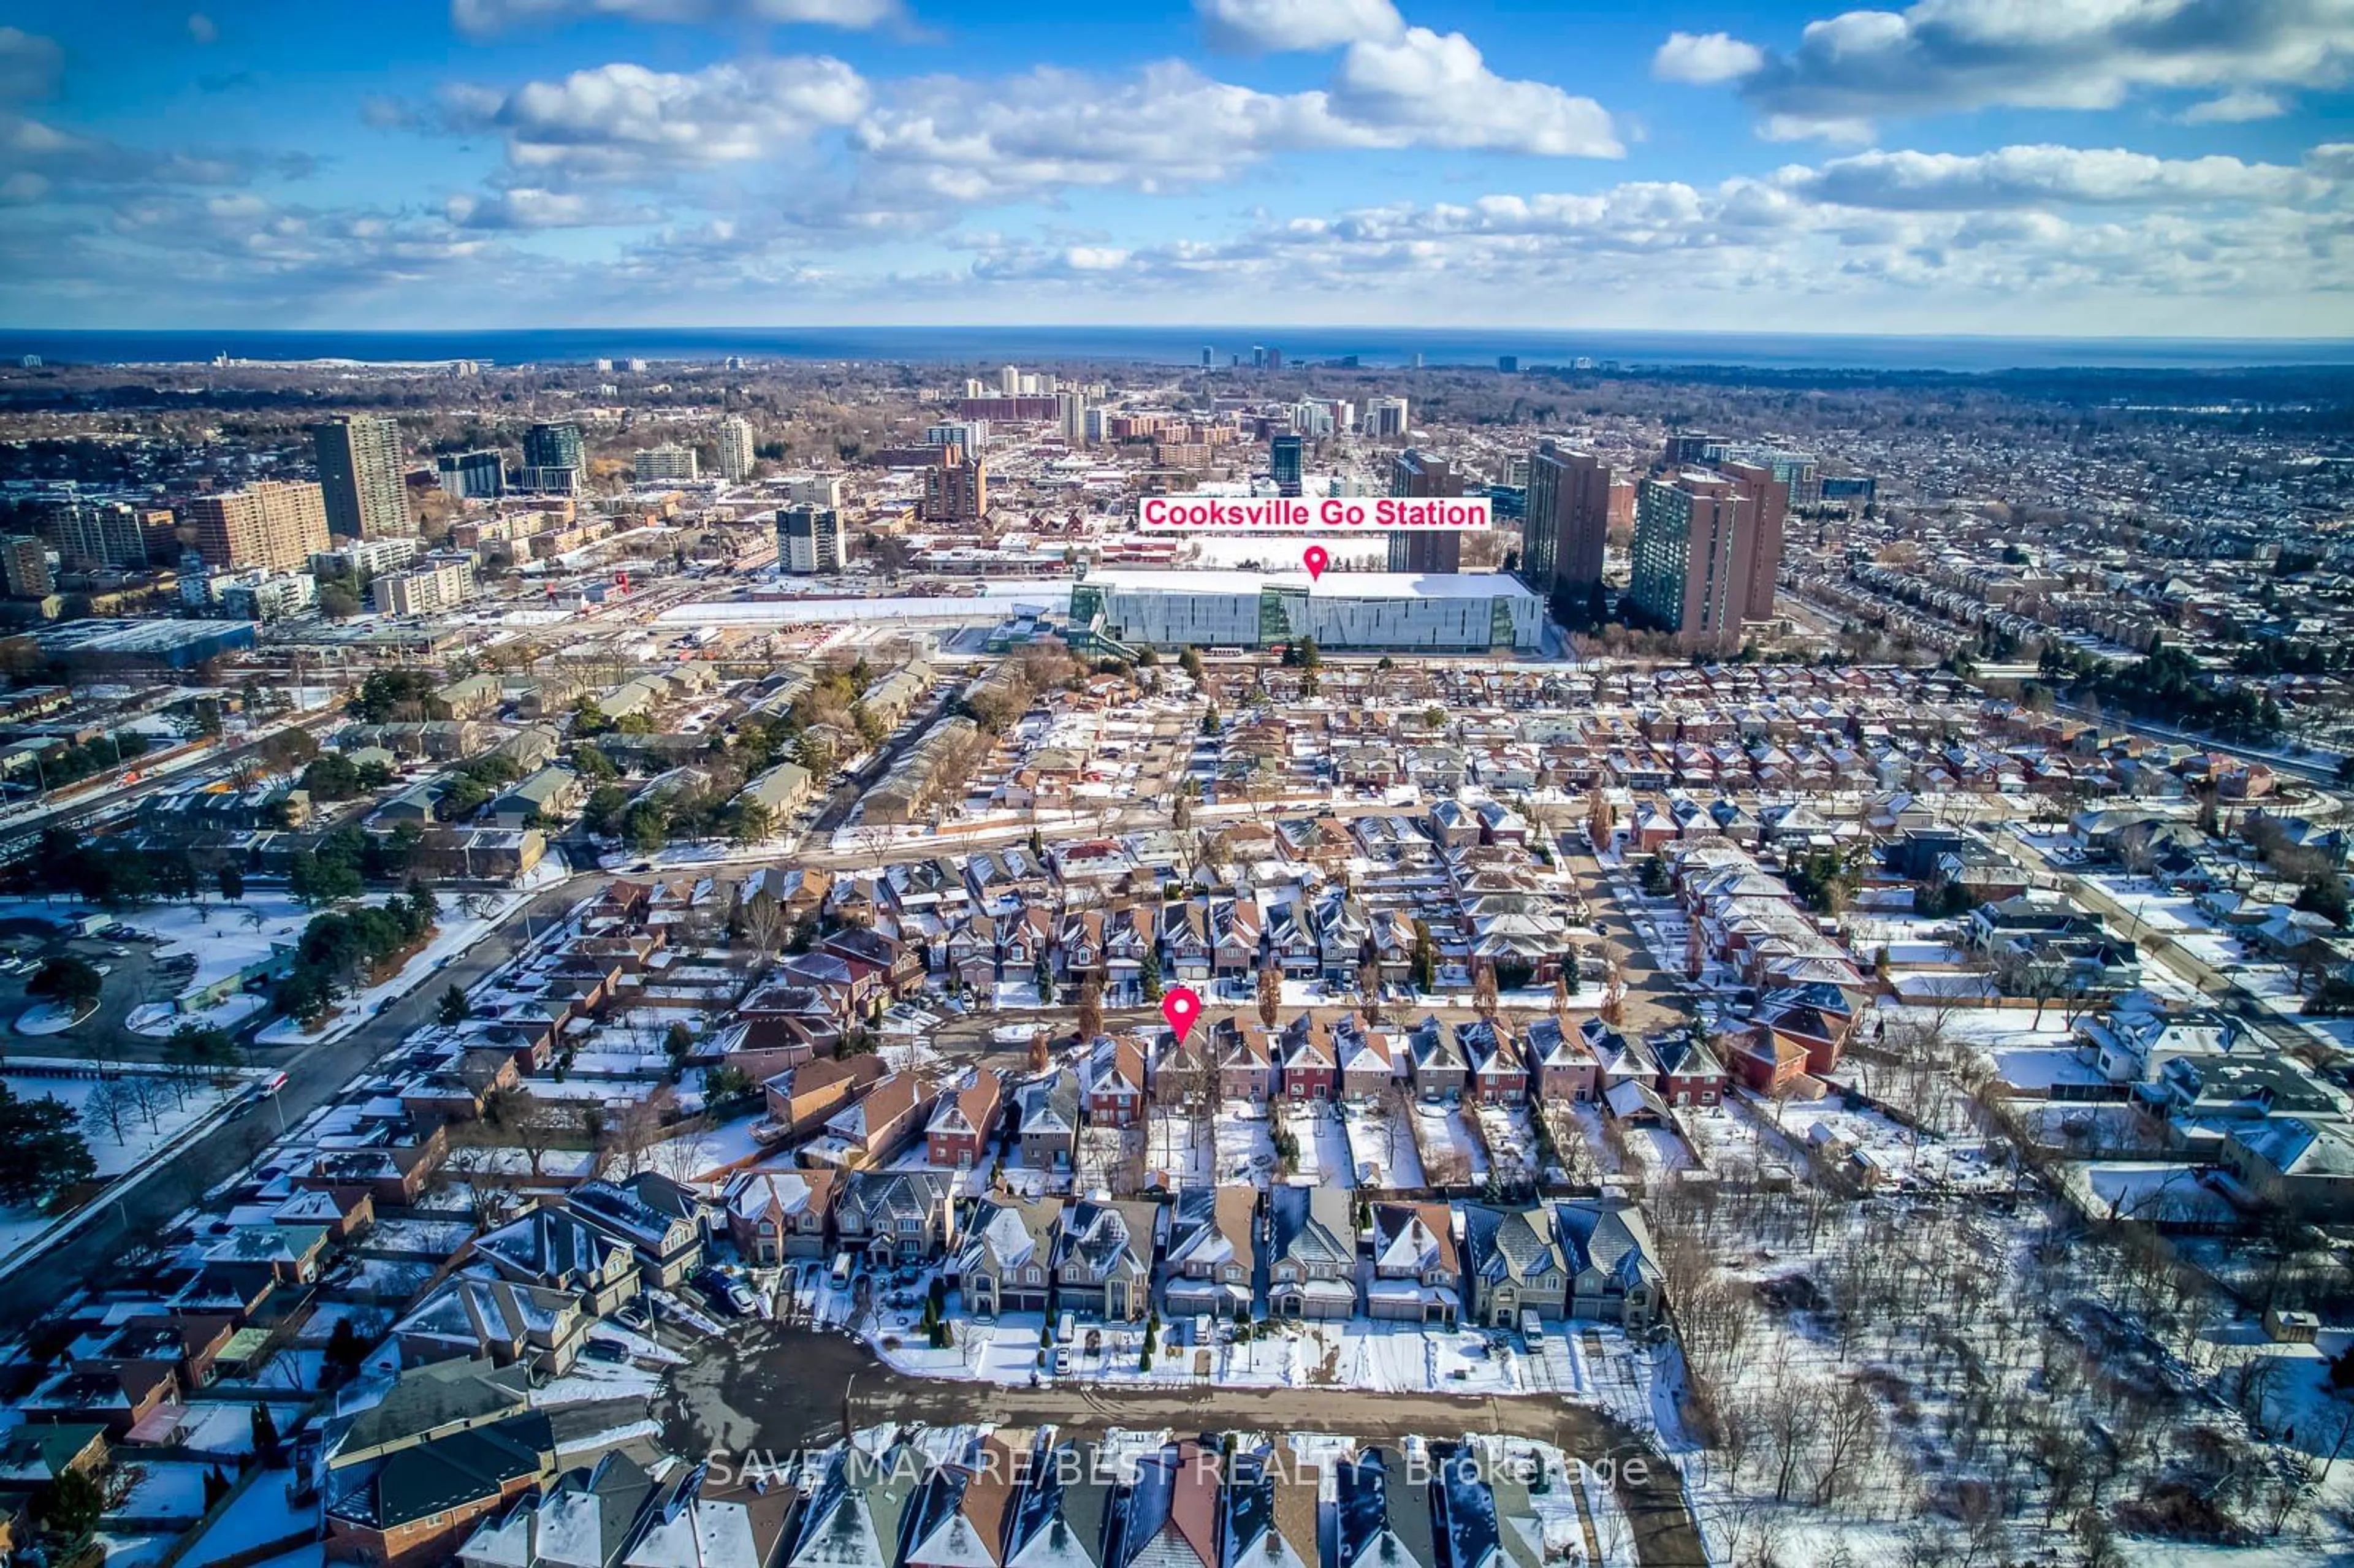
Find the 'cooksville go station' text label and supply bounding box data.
[1137,497,1493,531]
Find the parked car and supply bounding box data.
[582,1336,632,1363]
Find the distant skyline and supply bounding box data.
[0,1,2349,335]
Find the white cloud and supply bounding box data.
[1783,145,2317,210]
[938,134,2354,332]
[187,13,219,45]
[1653,31,1765,85]
[444,186,647,228]
[0,28,62,102]
[2179,88,2289,122]
[1716,0,2354,138]
[1331,28,1621,156]
[852,63,1354,201]
[1195,0,1402,53]
[450,0,901,36]
[443,57,869,179]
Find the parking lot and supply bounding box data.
[0,916,178,1059]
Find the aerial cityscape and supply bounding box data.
[1,4,2352,1568]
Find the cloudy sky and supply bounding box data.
[2,0,2350,334]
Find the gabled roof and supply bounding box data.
[1460,1206,1564,1286]
[1267,1185,1353,1269]
[958,1195,1063,1276]
[1552,1199,1662,1292]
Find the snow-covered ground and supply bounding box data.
[870,1304,1638,1399]
[0,1061,264,1269]
[253,862,566,1047]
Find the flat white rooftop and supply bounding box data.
[1091,568,1539,601]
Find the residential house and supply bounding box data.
[324,1414,557,1568]
[1216,1020,1276,1103]
[1081,1035,1149,1128]
[928,1073,1005,1169]
[469,1206,640,1317]
[1265,1186,1356,1320]
[902,1438,1020,1568]
[1651,1034,1728,1108]
[787,1445,918,1568]
[957,1195,1062,1318]
[1334,1021,1398,1102]
[1407,1017,1469,1100]
[760,1056,889,1144]
[562,1179,706,1289]
[1330,1448,1432,1568]
[392,1273,590,1376]
[1017,1070,1081,1171]
[1459,1021,1527,1104]
[1054,1199,1160,1322]
[1365,1202,1460,1324]
[1520,1018,1597,1103]
[724,1168,837,1265]
[2222,1117,2354,1219]
[815,1070,941,1169]
[456,1452,663,1568]
[1160,1185,1255,1320]
[834,1170,956,1265]
[1209,900,1263,980]
[1102,1440,1220,1568]
[1554,1199,1664,1328]
[1460,1206,1569,1328]
[1159,902,1213,984]
[1276,1015,1336,1102]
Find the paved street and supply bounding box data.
[660,1323,1707,1568]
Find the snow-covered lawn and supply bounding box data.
[2059,1159,2241,1225]
[878,1309,1566,1396]
[1340,1099,1425,1188]
[251,864,566,1048]
[1213,1100,1276,1185]
[112,1458,216,1521]
[1474,1103,1541,1184]
[1411,1100,1489,1184]
[1145,1105,1213,1186]
[6,1068,241,1176]
[1280,1102,1353,1187]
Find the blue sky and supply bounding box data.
[1,0,2349,333]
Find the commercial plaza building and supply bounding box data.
[1071,569,1541,653]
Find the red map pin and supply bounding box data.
[1160,986,1203,1046]
[1303,545,1329,582]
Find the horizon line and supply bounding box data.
[9,324,2354,346]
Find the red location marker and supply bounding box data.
[1303,545,1330,582]
[1160,986,1203,1046]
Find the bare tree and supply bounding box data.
[121,1074,169,1135]
[83,1078,131,1144]
[1601,945,1629,1026]
[739,889,787,956]
[1256,964,1282,1029]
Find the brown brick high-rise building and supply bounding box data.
[1523,442,1613,612]
[1628,470,1780,655]
[920,457,988,523]
[1385,447,1464,574]
[1718,460,1788,622]
[186,481,330,573]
